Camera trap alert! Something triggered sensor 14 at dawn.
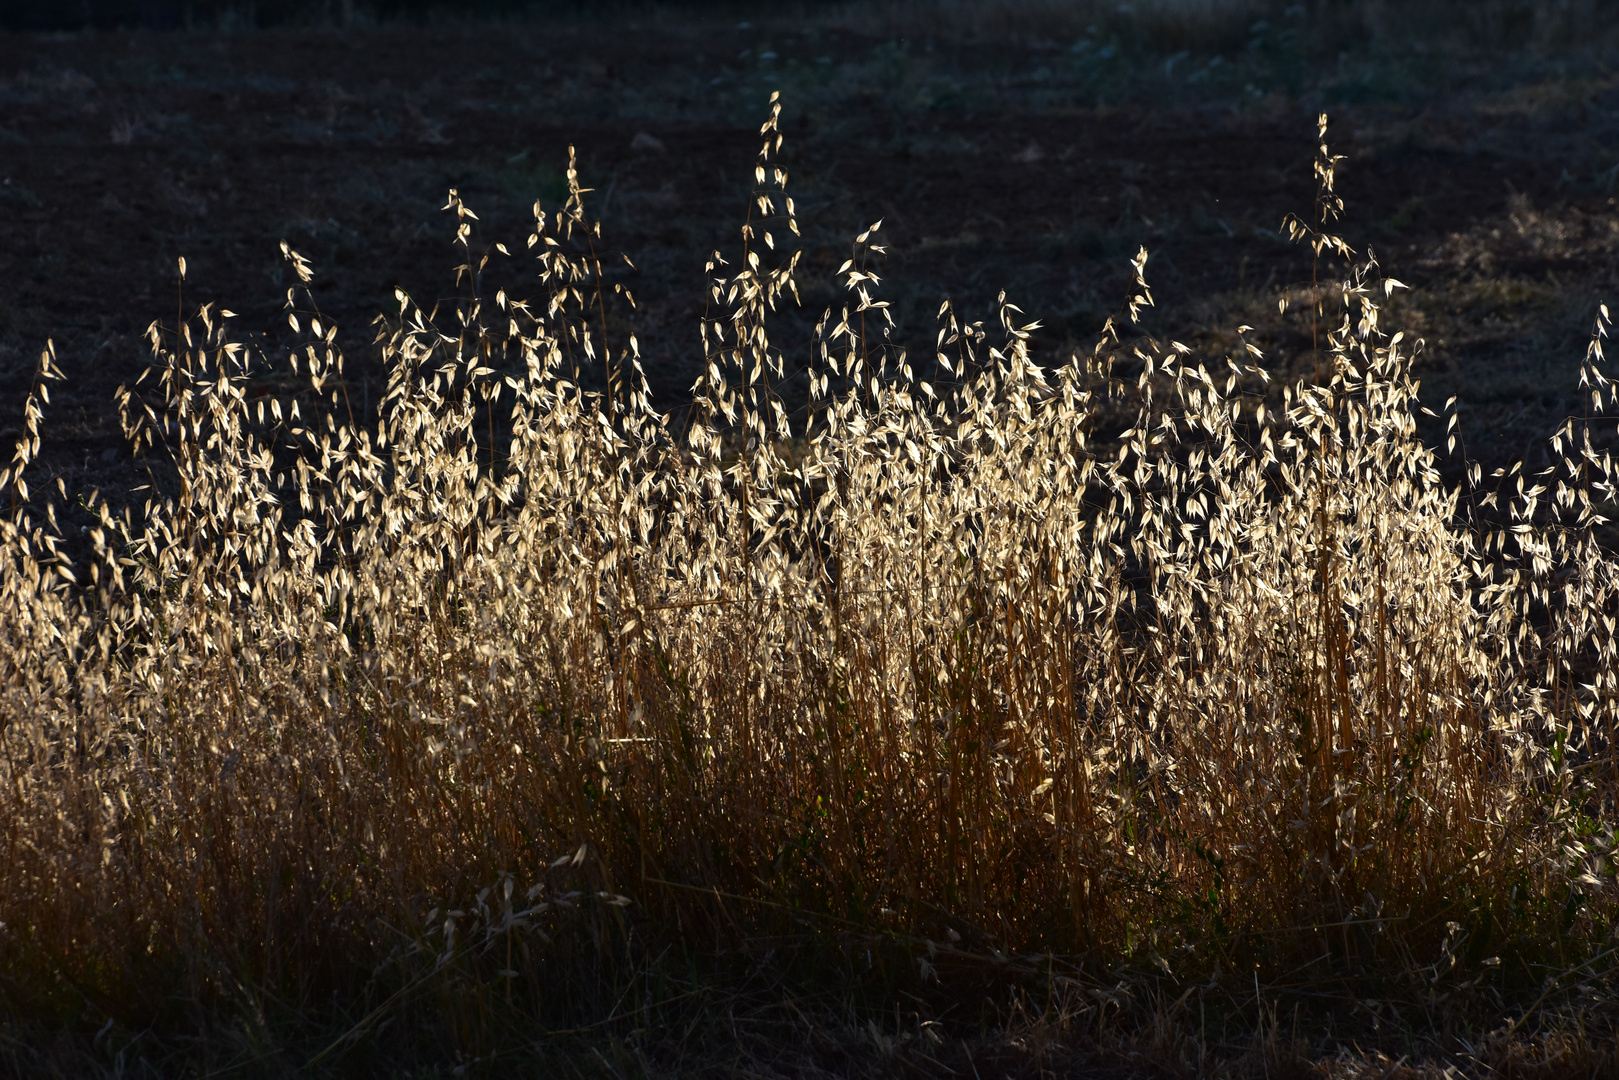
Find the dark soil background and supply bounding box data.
[2,0,1618,502]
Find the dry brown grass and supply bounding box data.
[2,99,1619,1074]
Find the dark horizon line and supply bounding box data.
[0,0,830,33]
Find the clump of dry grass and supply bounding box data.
[1,99,1617,1068]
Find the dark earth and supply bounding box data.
[2,7,1617,504]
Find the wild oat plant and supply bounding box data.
[2,102,1617,1039]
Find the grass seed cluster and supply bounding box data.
[2,103,1617,1040]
